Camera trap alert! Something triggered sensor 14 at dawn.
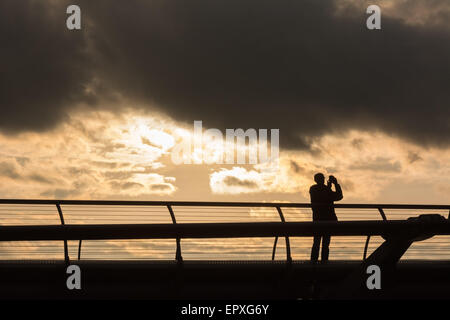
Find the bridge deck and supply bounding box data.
[1,259,450,299]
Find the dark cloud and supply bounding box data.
[351,138,365,150]
[223,176,258,188]
[103,166,159,180]
[40,188,81,199]
[150,183,173,191]
[94,143,127,156]
[0,162,21,179]
[105,171,135,180]
[407,151,423,164]
[1,0,449,150]
[28,174,53,184]
[67,167,95,176]
[15,157,30,167]
[90,161,130,169]
[290,160,305,174]
[0,161,59,184]
[110,181,144,190]
[90,161,118,169]
[349,157,402,172]
[388,0,450,27]
[0,1,96,134]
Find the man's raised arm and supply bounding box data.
[332,182,343,201]
[328,176,343,202]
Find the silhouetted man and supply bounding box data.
[310,173,343,262]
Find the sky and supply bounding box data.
[0,0,449,205]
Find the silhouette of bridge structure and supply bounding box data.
[0,199,449,299]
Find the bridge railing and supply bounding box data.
[0,199,448,263]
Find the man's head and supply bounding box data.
[314,173,325,185]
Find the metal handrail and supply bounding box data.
[0,199,448,209]
[2,220,450,240]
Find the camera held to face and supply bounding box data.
[328,175,337,185]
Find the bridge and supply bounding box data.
[0,199,449,299]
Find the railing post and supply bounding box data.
[271,237,278,260]
[276,206,292,263]
[363,236,371,260]
[78,240,82,260]
[363,208,387,260]
[56,203,70,264]
[378,207,387,221]
[167,205,182,263]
